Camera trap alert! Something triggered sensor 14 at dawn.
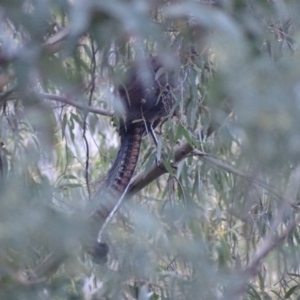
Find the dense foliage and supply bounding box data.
[1,0,300,299]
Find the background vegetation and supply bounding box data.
[1,0,300,299]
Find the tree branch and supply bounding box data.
[192,149,284,201]
[128,138,194,195]
[39,93,113,117]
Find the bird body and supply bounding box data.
[33,56,177,274]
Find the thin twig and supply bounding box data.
[191,149,284,202]
[39,93,113,117]
[83,39,97,199]
[97,180,131,241]
[4,92,113,116]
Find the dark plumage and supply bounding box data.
[89,57,177,264]
[118,56,176,134]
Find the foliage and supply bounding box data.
[1,0,300,299]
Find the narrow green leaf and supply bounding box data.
[284,285,300,299]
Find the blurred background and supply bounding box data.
[0,0,300,299]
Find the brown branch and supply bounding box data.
[128,138,193,195]
[127,110,231,195]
